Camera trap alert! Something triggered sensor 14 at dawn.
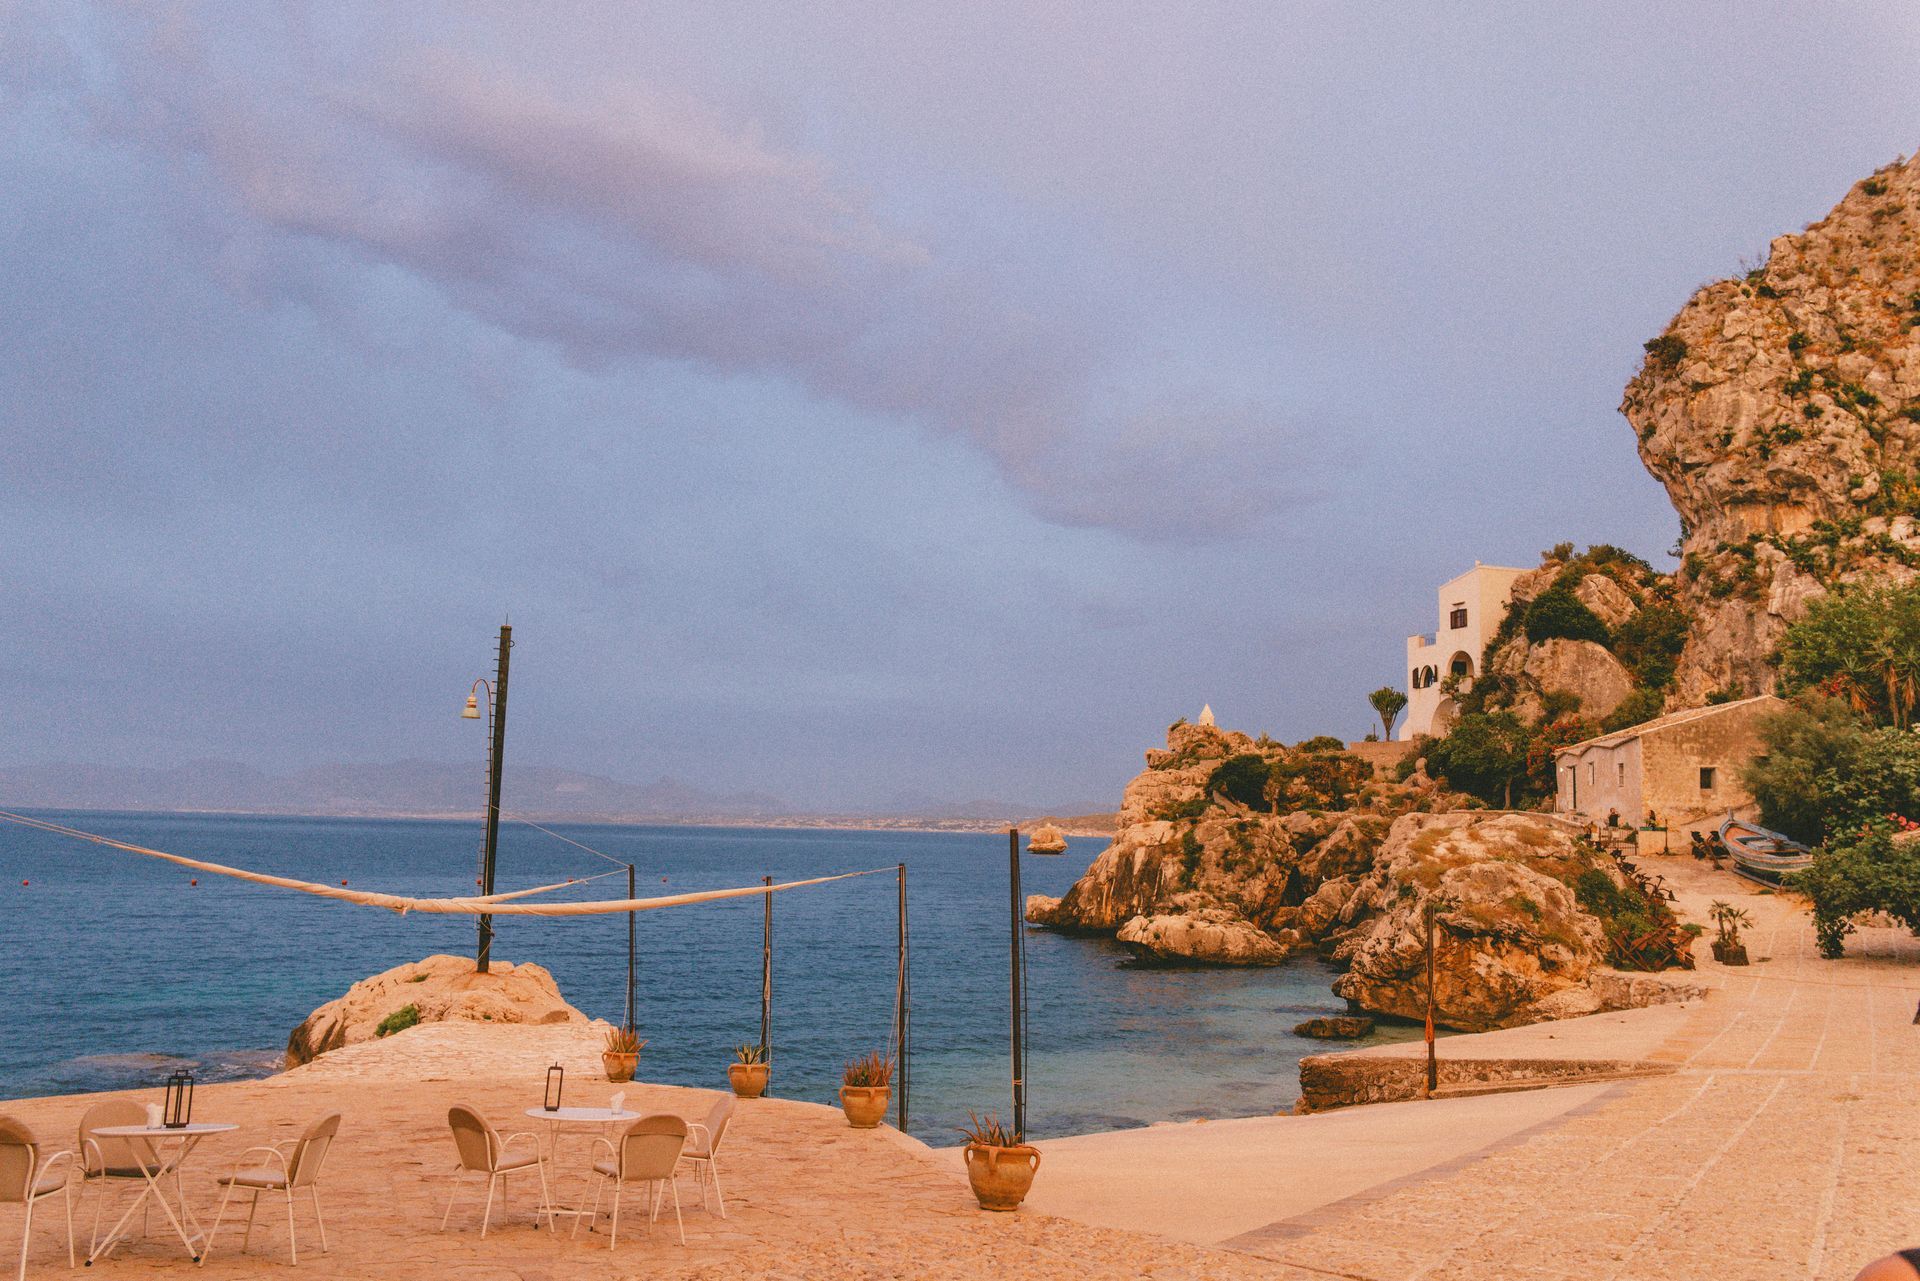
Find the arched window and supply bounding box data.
[1448,652,1473,679]
[1424,665,1438,687]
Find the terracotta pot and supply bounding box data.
[964,1143,1041,1211]
[838,1084,891,1128]
[602,1051,638,1083]
[728,1062,771,1098]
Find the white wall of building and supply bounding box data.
[1402,563,1528,740]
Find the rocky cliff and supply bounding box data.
[1622,153,1920,704]
[1031,721,1697,1028]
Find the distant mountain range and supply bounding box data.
[0,759,1108,831]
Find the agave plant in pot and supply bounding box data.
[838,1051,894,1128]
[728,1043,771,1098]
[602,1026,646,1083]
[960,1111,1040,1211]
[1709,901,1752,966]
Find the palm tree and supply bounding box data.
[1368,686,1408,741]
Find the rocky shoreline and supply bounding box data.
[1029,721,1702,1031]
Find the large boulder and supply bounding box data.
[1331,813,1650,1031]
[1116,910,1296,966]
[1521,638,1635,720]
[285,953,587,1068]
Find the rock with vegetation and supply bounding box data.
[1621,153,1920,706]
[1027,720,1445,951]
[285,953,586,1068]
[1328,813,1696,1030]
[1035,721,1696,1026]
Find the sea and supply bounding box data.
[0,811,1419,1142]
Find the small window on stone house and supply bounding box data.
[1449,605,1468,629]
[1618,762,1625,786]
[1700,767,1716,790]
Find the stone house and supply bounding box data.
[1402,562,1530,740]
[1552,695,1784,827]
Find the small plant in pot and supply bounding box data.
[728,1043,771,1098]
[838,1051,894,1128]
[1709,901,1752,965]
[602,1026,646,1083]
[960,1111,1040,1211]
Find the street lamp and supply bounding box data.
[461,624,513,974]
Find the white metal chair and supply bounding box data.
[202,1112,340,1265]
[680,1093,734,1218]
[0,1116,75,1281]
[76,1101,173,1255]
[440,1106,550,1238]
[576,1114,687,1247]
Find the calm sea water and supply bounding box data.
[0,811,1414,1140]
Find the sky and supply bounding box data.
[3,2,1917,813]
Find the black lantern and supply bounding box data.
[543,1064,564,1112]
[162,1069,194,1129]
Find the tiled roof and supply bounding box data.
[1554,694,1783,756]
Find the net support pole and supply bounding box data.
[896,861,910,1133]
[476,622,512,974]
[1009,827,1026,1138]
[761,874,774,1095]
[1424,899,1438,1097]
[625,863,636,1033]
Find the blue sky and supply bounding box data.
[4,2,1916,811]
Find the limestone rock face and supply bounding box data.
[1622,154,1920,703]
[1330,813,1644,1032]
[286,953,587,1068]
[1520,638,1635,720]
[1117,910,1296,966]
[1574,574,1639,628]
[1032,720,1429,937]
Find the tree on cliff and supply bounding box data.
[1368,687,1407,741]
[1779,582,1920,729]
[1424,712,1532,808]
[1744,696,1920,844]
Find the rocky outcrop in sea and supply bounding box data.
[1030,721,1699,1029]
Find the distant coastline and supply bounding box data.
[9,803,1119,840]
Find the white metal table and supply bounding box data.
[86,1121,237,1265]
[523,1107,640,1229]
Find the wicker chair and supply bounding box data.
[203,1112,341,1265]
[440,1106,550,1237]
[681,1093,735,1218]
[0,1116,74,1281]
[577,1115,687,1247]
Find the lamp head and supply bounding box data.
[462,693,481,719]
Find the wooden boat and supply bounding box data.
[1716,817,1814,883]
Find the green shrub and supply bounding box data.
[1522,584,1611,646]
[1643,334,1687,367]
[1795,829,1920,957]
[1601,686,1666,733]
[1611,604,1688,690]
[1296,735,1346,753]
[376,1005,421,1038]
[1206,754,1273,809]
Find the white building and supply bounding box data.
[1402,563,1530,740]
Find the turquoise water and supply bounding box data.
[0,811,1410,1140]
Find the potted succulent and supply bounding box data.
[960,1111,1040,1211]
[1709,901,1752,965]
[602,1026,645,1083]
[728,1043,771,1098]
[837,1051,894,1128]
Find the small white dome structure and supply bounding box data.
[1198,704,1216,728]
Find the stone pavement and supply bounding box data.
[1219,856,1920,1280]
